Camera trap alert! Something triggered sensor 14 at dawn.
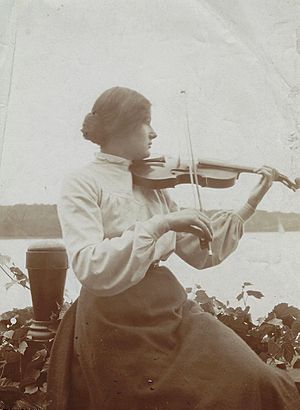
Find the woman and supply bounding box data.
[48,86,300,409]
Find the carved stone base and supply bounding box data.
[27,319,59,342]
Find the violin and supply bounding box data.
[130,156,300,191]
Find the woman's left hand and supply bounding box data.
[247,165,279,208]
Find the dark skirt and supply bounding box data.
[47,266,300,409]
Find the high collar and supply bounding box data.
[94,151,132,169]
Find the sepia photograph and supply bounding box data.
[0,0,300,408]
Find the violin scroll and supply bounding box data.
[276,173,300,192]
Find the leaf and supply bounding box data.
[243,282,253,287]
[267,318,283,327]
[268,339,281,356]
[282,314,296,328]
[198,301,214,315]
[50,310,59,321]
[13,399,35,409]
[17,341,28,355]
[195,290,211,304]
[0,360,7,373]
[273,303,300,320]
[10,266,28,282]
[265,311,276,322]
[4,281,18,291]
[16,391,52,408]
[283,343,295,363]
[20,369,41,387]
[41,357,50,373]
[236,292,244,302]
[24,384,38,394]
[246,290,264,299]
[256,316,266,326]
[276,362,287,370]
[2,348,21,364]
[12,326,28,341]
[29,349,48,368]
[0,254,11,265]
[26,369,41,383]
[19,279,29,288]
[39,382,47,393]
[212,298,227,310]
[3,330,14,339]
[0,377,20,389]
[291,320,300,337]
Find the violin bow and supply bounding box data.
[180,90,213,256]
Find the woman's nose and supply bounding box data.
[149,130,157,140]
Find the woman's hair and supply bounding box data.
[81,86,151,146]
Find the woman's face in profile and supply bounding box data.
[115,110,157,160]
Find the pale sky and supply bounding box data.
[1,0,300,212]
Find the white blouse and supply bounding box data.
[58,152,255,297]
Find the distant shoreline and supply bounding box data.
[0,204,300,237]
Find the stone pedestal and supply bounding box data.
[26,240,68,342]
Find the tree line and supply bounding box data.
[0,204,300,238]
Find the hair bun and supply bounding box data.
[81,112,104,145]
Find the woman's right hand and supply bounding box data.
[165,208,213,242]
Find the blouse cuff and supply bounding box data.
[142,215,170,240]
[236,202,256,223]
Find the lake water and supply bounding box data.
[0,233,299,321]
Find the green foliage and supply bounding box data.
[0,306,49,409]
[0,252,69,409]
[189,282,300,369]
[0,306,61,409]
[0,254,30,292]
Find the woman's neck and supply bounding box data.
[100,146,132,160]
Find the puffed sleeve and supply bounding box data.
[58,172,170,297]
[161,190,255,269]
